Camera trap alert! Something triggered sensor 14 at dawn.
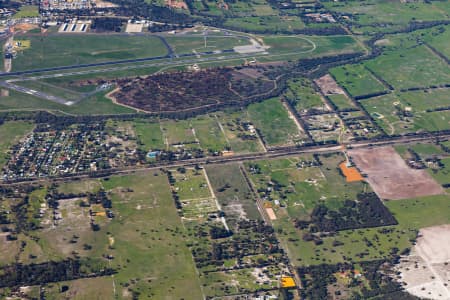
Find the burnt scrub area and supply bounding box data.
[111,67,276,113]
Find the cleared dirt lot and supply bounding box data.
[395,225,450,300]
[349,146,443,200]
[314,74,346,95]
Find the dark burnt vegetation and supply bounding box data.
[111,66,277,113]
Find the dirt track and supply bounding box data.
[349,146,444,200]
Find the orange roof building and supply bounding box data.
[339,162,364,182]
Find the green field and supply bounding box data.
[205,163,260,225]
[395,142,445,160]
[429,157,450,185]
[133,120,165,151]
[171,168,212,200]
[13,5,40,18]
[12,34,168,71]
[425,25,450,60]
[361,92,450,135]
[247,98,305,147]
[191,115,229,153]
[364,46,450,90]
[0,121,34,167]
[215,111,265,154]
[264,35,362,57]
[327,94,355,110]
[386,194,450,230]
[165,35,249,55]
[224,15,305,33]
[6,172,203,299]
[330,64,387,97]
[160,119,199,149]
[284,77,328,114]
[245,153,367,220]
[323,0,449,33]
[277,191,450,267]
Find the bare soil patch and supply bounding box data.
[314,74,346,95]
[349,146,444,200]
[395,225,450,300]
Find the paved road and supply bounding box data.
[0,47,237,78]
[0,80,74,105]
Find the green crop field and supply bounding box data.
[330,64,387,97]
[0,121,34,168]
[12,34,168,71]
[247,98,305,147]
[364,46,450,90]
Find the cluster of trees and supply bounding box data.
[192,220,285,269]
[107,0,197,24]
[0,258,115,288]
[297,259,419,299]
[295,193,398,233]
[91,17,124,32]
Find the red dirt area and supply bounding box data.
[339,162,364,182]
[348,146,444,200]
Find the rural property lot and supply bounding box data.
[349,146,444,200]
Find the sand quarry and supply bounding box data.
[348,146,444,200]
[395,225,450,300]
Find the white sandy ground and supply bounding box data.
[395,225,450,300]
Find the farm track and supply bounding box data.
[2,131,449,187]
